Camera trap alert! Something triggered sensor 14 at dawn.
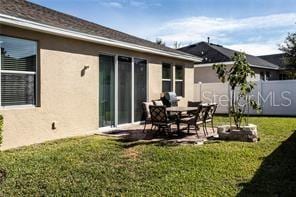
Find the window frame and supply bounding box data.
[265,71,271,81]
[0,35,38,109]
[175,65,184,97]
[162,63,173,92]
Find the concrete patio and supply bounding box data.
[98,124,218,146]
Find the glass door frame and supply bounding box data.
[99,53,149,128]
[99,53,116,129]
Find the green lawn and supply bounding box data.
[0,117,295,196]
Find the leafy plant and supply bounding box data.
[155,38,166,46]
[280,32,296,66]
[213,52,260,129]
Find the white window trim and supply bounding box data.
[0,70,36,75]
[0,104,36,110]
[162,63,173,92]
[175,65,185,97]
[0,35,38,109]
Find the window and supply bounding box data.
[0,36,37,107]
[266,72,271,80]
[260,72,265,80]
[260,71,271,81]
[175,65,184,97]
[280,73,288,80]
[162,63,172,92]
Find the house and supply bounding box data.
[0,0,201,149]
[260,53,296,80]
[178,42,280,83]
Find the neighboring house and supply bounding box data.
[178,42,280,83]
[260,53,296,80]
[0,0,201,149]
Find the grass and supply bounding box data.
[0,116,295,196]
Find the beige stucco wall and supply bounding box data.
[194,66,223,83]
[0,25,194,149]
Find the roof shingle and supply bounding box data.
[0,0,197,60]
[179,42,279,69]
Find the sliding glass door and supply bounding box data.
[99,55,147,127]
[99,55,115,127]
[118,56,132,124]
[134,58,147,122]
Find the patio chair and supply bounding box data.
[142,101,154,133]
[149,105,175,134]
[188,101,202,107]
[200,105,211,136]
[186,101,202,116]
[153,99,164,106]
[180,105,203,136]
[203,103,218,135]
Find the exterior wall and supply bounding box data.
[194,65,279,83]
[0,25,194,149]
[194,66,227,83]
[252,68,279,80]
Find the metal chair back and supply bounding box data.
[149,105,168,124]
[200,105,211,122]
[207,103,218,119]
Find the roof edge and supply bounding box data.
[194,61,234,68]
[0,14,202,62]
[194,61,279,70]
[249,64,279,70]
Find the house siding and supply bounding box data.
[194,65,279,84]
[0,25,194,149]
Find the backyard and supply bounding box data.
[0,116,295,196]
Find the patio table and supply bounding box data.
[167,107,198,134]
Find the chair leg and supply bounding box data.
[205,122,209,136]
[157,125,161,134]
[195,125,199,138]
[143,121,147,133]
[150,124,154,132]
[151,124,155,131]
[203,123,207,137]
[211,120,215,134]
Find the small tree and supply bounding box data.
[278,32,296,80]
[173,41,182,49]
[213,52,260,129]
[280,32,296,66]
[155,38,166,46]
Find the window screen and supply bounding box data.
[162,63,172,92]
[0,36,37,106]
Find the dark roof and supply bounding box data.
[260,53,296,70]
[178,42,279,70]
[0,0,198,61]
[259,54,286,67]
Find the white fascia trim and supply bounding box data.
[0,14,202,62]
[194,61,279,70]
[194,61,234,68]
[249,64,279,70]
